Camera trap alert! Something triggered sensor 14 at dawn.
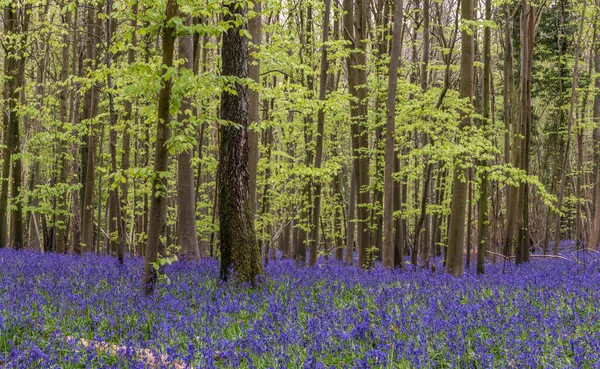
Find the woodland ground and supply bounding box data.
[0,249,599,368]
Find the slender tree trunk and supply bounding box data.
[446,0,474,276]
[477,0,491,274]
[553,2,585,255]
[144,0,177,295]
[120,0,138,253]
[590,0,600,251]
[383,0,404,268]
[81,5,100,253]
[355,0,371,268]
[106,0,126,263]
[218,0,264,284]
[70,7,83,255]
[248,1,261,214]
[346,166,356,264]
[1,5,28,249]
[309,0,331,266]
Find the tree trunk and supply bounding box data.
[590,0,600,251]
[1,5,28,249]
[309,0,330,266]
[248,1,261,214]
[218,0,264,284]
[477,0,491,274]
[446,0,474,276]
[553,1,585,255]
[144,0,178,295]
[177,13,201,260]
[383,0,404,268]
[81,5,100,253]
[106,0,126,263]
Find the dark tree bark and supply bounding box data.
[81,5,100,253]
[144,0,178,295]
[476,0,492,274]
[1,4,29,249]
[383,0,404,268]
[106,0,126,263]
[218,0,264,284]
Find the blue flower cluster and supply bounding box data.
[0,249,599,368]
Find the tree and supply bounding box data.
[383,0,404,268]
[218,0,264,283]
[590,0,600,251]
[309,0,331,266]
[177,12,201,260]
[446,0,474,276]
[477,0,492,274]
[144,0,178,296]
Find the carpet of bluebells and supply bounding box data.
[0,249,599,368]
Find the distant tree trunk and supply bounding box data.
[248,1,261,214]
[393,157,404,267]
[502,4,519,261]
[106,0,126,263]
[503,4,515,167]
[349,0,371,268]
[1,5,29,249]
[177,13,201,260]
[346,166,356,264]
[121,0,138,252]
[296,5,315,266]
[143,0,177,295]
[553,1,585,255]
[513,0,536,263]
[383,0,403,268]
[218,0,264,283]
[1,8,14,248]
[55,9,73,254]
[343,0,358,266]
[477,0,491,274]
[81,5,100,253]
[446,0,474,276]
[70,7,83,255]
[590,0,600,251]
[309,0,330,266]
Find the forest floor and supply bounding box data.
[0,249,599,368]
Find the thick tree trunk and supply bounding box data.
[383,0,404,268]
[144,0,177,295]
[446,0,474,276]
[218,0,264,284]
